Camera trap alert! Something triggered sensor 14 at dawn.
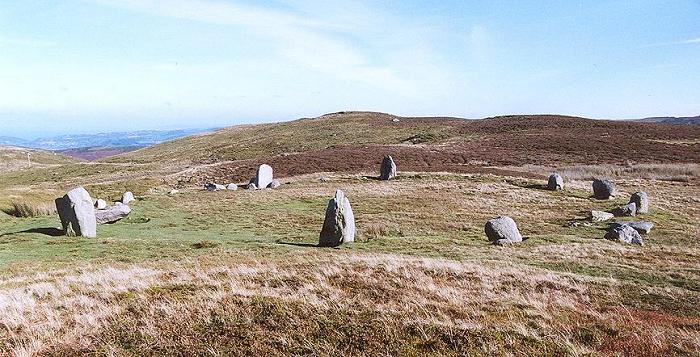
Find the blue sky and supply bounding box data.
[1,0,699,138]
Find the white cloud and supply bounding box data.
[641,37,700,48]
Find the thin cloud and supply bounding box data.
[641,37,700,48]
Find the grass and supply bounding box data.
[2,200,56,218]
[0,171,698,355]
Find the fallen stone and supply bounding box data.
[204,183,224,191]
[485,216,522,245]
[96,204,131,224]
[612,202,636,217]
[629,192,649,214]
[590,210,615,222]
[268,180,281,189]
[94,199,107,210]
[55,187,97,238]
[547,173,564,190]
[255,164,274,189]
[610,221,654,235]
[319,190,356,247]
[122,191,135,204]
[605,225,643,245]
[226,183,238,191]
[379,155,397,180]
[247,183,257,190]
[592,179,616,200]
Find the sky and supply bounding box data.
[1,0,699,139]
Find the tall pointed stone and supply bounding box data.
[319,190,355,247]
[379,155,396,180]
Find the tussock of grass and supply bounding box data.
[2,201,56,218]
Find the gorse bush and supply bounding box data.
[3,201,56,218]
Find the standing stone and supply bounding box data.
[122,191,135,204]
[485,216,523,245]
[319,190,356,247]
[629,192,649,214]
[547,173,564,190]
[612,202,636,217]
[605,225,643,245]
[255,164,274,190]
[592,179,616,200]
[268,180,281,189]
[226,183,238,191]
[379,155,397,180]
[96,204,132,224]
[55,187,97,238]
[94,199,108,210]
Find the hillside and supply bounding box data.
[106,112,700,184]
[0,146,78,172]
[636,116,700,125]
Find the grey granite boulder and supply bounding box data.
[96,204,131,224]
[255,164,273,189]
[592,179,616,200]
[485,216,523,245]
[610,221,654,235]
[547,173,564,191]
[268,179,281,189]
[590,210,614,222]
[629,192,649,214]
[121,191,135,204]
[55,187,97,238]
[605,225,643,245]
[612,202,636,217]
[319,190,356,247]
[94,199,107,210]
[379,155,397,180]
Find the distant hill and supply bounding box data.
[106,111,700,184]
[635,116,700,125]
[0,128,215,151]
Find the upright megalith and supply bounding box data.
[485,216,523,245]
[55,187,97,238]
[379,155,397,180]
[255,164,274,189]
[547,173,564,191]
[319,190,356,247]
[592,179,616,200]
[122,191,135,204]
[629,192,649,214]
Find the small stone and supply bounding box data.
[629,192,649,214]
[247,183,257,190]
[226,183,238,191]
[485,216,523,244]
[590,210,615,222]
[592,179,616,200]
[168,189,179,195]
[122,191,135,204]
[94,199,107,210]
[612,202,637,217]
[547,173,564,191]
[605,225,643,245]
[610,221,654,235]
[268,180,281,189]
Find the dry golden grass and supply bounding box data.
[508,163,700,182]
[2,201,56,218]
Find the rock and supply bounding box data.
[610,221,654,235]
[247,183,257,190]
[392,118,400,123]
[122,191,135,204]
[590,210,615,222]
[629,192,649,214]
[226,183,238,191]
[379,155,397,180]
[254,164,274,190]
[592,179,616,199]
[168,189,179,195]
[55,187,97,238]
[204,183,225,191]
[319,190,356,247]
[95,204,131,224]
[485,216,523,245]
[612,202,636,217]
[94,199,107,210]
[268,180,281,189]
[547,173,564,190]
[605,225,643,245]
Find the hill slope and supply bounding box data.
[107,112,700,183]
[636,116,700,125]
[0,146,79,172]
